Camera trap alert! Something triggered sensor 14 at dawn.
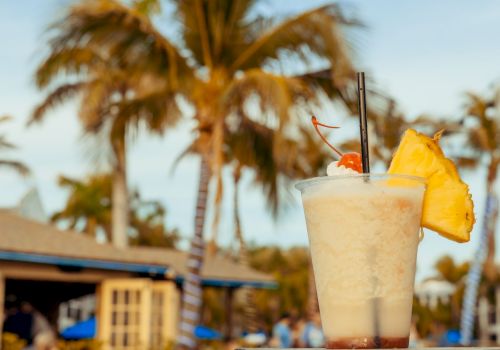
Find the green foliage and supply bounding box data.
[413,297,453,338]
[197,246,310,333]
[248,246,310,329]
[52,173,178,247]
[51,174,112,237]
[132,0,161,16]
[413,255,470,337]
[435,255,469,284]
[340,98,412,168]
[201,288,226,329]
[128,190,180,248]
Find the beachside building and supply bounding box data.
[0,208,275,350]
[414,278,456,309]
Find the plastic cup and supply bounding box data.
[296,174,426,349]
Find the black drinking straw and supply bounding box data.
[358,72,381,348]
[357,72,370,173]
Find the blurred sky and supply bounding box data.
[1,0,500,281]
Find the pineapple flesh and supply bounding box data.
[388,129,475,242]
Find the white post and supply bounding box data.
[478,296,490,345]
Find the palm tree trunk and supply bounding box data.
[85,217,98,239]
[207,120,224,257]
[111,131,129,248]
[460,157,498,345]
[483,158,499,282]
[233,166,259,333]
[178,156,211,349]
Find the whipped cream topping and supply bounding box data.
[326,161,359,176]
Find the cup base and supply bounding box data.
[326,336,409,349]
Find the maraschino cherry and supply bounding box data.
[311,116,362,173]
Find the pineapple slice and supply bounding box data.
[388,129,475,242]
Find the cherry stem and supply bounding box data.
[311,116,343,158]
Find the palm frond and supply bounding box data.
[57,175,84,188]
[0,136,16,150]
[51,0,194,91]
[222,68,315,127]
[225,115,326,216]
[0,160,30,176]
[170,140,198,175]
[132,0,161,16]
[176,0,258,67]
[78,78,114,131]
[468,126,491,151]
[224,115,279,214]
[464,92,491,118]
[297,68,359,113]
[35,47,106,89]
[230,4,361,81]
[0,115,12,123]
[110,88,182,134]
[456,157,480,168]
[463,91,497,151]
[30,83,85,124]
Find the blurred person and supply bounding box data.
[224,338,240,350]
[408,319,420,348]
[291,318,306,347]
[301,312,324,348]
[242,331,267,347]
[3,301,34,344]
[425,321,446,347]
[271,313,292,348]
[32,309,56,350]
[3,295,19,321]
[33,332,57,350]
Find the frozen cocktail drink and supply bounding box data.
[296,174,425,349]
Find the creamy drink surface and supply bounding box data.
[299,175,425,346]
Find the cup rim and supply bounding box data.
[294,173,427,192]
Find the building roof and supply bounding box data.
[0,210,275,288]
[415,278,456,296]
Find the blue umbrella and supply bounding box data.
[194,325,221,340]
[61,317,96,340]
[61,319,220,341]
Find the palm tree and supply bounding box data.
[30,1,187,248]
[0,116,30,176]
[454,88,500,345]
[42,1,361,346]
[51,174,112,239]
[52,173,179,247]
[460,91,500,280]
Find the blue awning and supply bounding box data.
[194,325,221,340]
[60,318,221,341]
[61,317,96,340]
